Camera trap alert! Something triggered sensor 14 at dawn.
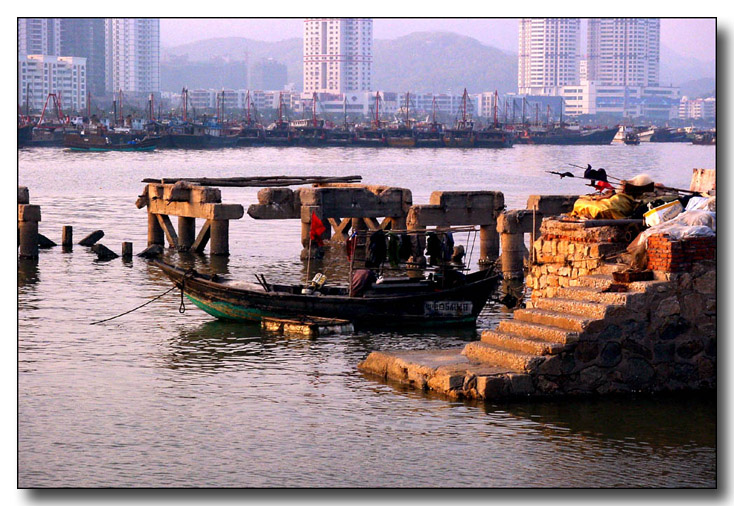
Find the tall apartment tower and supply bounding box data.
[18,18,61,56]
[586,18,660,87]
[60,19,106,97]
[518,18,580,95]
[303,18,373,94]
[105,18,160,94]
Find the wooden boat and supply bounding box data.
[154,260,500,327]
[64,132,158,151]
[385,126,417,147]
[623,132,641,145]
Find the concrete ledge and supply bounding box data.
[358,349,517,400]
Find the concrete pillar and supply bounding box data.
[18,204,41,259]
[178,216,196,251]
[479,223,499,260]
[210,219,229,256]
[147,212,164,247]
[500,232,526,279]
[18,221,39,259]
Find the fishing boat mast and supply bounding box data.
[312,92,318,127]
[493,90,499,128]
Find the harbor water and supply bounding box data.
[18,143,716,487]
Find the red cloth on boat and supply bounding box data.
[310,212,326,246]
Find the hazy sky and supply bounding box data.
[160,18,716,61]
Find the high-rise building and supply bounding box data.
[60,19,106,97]
[303,18,373,94]
[586,18,660,87]
[19,55,87,113]
[18,18,61,56]
[105,18,160,95]
[518,18,580,95]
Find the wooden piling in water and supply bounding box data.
[122,242,133,258]
[62,226,73,247]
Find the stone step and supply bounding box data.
[513,308,590,332]
[597,262,627,275]
[556,285,633,306]
[480,329,566,355]
[575,273,615,290]
[498,319,579,344]
[531,296,611,319]
[462,341,542,372]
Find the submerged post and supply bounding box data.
[62,225,73,248]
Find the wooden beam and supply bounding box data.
[156,214,179,249]
[327,217,352,242]
[191,220,211,253]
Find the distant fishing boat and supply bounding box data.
[64,131,158,152]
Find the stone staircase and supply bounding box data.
[461,263,646,375]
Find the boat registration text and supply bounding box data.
[424,301,473,316]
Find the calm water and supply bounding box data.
[18,143,716,487]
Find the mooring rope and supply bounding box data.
[90,285,178,325]
[90,269,195,325]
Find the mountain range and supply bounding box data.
[162,32,714,98]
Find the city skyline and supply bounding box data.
[159,18,715,62]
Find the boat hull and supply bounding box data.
[155,261,500,327]
[518,127,618,145]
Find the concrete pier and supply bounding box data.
[407,191,504,263]
[138,182,243,255]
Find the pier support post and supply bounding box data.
[479,224,499,262]
[18,204,41,259]
[500,232,526,280]
[122,242,133,259]
[18,220,40,259]
[147,212,164,247]
[178,216,196,251]
[62,225,73,248]
[210,220,229,256]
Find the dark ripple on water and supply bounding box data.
[18,145,716,487]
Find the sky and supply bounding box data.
[160,18,716,61]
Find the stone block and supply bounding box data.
[507,373,534,396]
[599,341,622,367]
[693,270,716,295]
[429,191,502,211]
[476,375,507,399]
[526,195,578,216]
[18,204,41,222]
[18,186,29,205]
[676,339,704,360]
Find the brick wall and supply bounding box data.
[647,234,716,272]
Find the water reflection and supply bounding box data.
[165,319,321,372]
[18,258,40,288]
[482,393,716,449]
